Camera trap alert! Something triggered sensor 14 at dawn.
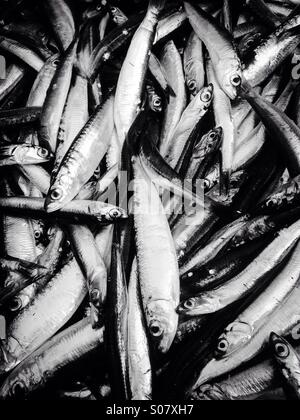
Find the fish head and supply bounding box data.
[45,172,74,213]
[103,206,128,222]
[0,374,28,400]
[146,300,178,354]
[269,332,300,375]
[190,384,229,400]
[83,0,108,20]
[177,294,221,316]
[0,358,42,400]
[195,126,222,159]
[187,78,199,97]
[215,321,253,358]
[17,145,52,165]
[191,355,235,391]
[198,83,214,109]
[216,59,242,100]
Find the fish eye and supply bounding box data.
[90,289,100,302]
[94,166,101,176]
[266,198,276,208]
[34,230,41,239]
[153,98,162,108]
[217,338,229,355]
[201,91,212,102]
[96,4,102,11]
[230,74,241,87]
[110,7,117,13]
[204,179,211,190]
[183,298,195,310]
[188,79,197,93]
[275,342,290,358]
[11,381,26,399]
[52,59,60,67]
[209,132,217,140]
[50,188,64,201]
[109,209,121,219]
[37,148,49,158]
[149,321,163,338]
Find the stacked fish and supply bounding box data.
[1,0,300,401]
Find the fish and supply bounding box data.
[39,37,78,153]
[43,0,75,51]
[190,274,300,392]
[46,95,114,212]
[114,0,165,146]
[159,40,187,157]
[128,259,152,400]
[0,318,104,400]
[0,197,127,224]
[184,1,242,100]
[132,158,179,353]
[184,31,205,98]
[0,36,45,72]
[207,58,236,195]
[2,0,300,402]
[164,84,213,169]
[243,14,300,86]
[107,224,130,400]
[214,241,300,359]
[270,332,300,400]
[0,107,42,127]
[178,219,300,316]
[0,144,52,166]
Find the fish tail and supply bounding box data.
[149,0,166,13]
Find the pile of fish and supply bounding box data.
[1,0,300,401]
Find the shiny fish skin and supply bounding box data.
[270,333,300,399]
[215,241,300,359]
[241,82,300,177]
[164,85,213,169]
[184,31,205,98]
[0,36,44,72]
[0,107,41,127]
[184,1,242,100]
[0,144,52,166]
[114,0,165,146]
[192,275,300,391]
[0,256,87,375]
[46,95,114,212]
[0,318,103,400]
[133,159,179,354]
[0,197,127,224]
[2,0,300,402]
[39,37,78,153]
[159,40,187,157]
[178,219,300,316]
[128,259,152,400]
[68,224,107,329]
[243,13,300,86]
[207,59,235,195]
[0,64,25,102]
[43,0,75,51]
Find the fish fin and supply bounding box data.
[149,0,166,13]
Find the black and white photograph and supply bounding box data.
[0,0,299,405]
